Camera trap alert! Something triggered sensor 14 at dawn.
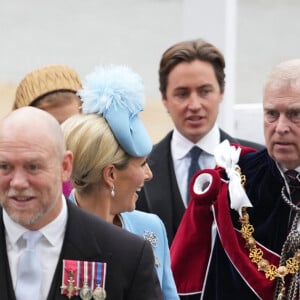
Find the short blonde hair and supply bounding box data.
[61,114,130,192]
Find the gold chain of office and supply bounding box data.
[237,167,300,283]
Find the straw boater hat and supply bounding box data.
[14,64,82,109]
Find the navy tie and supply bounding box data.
[187,146,202,203]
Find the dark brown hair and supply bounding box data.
[159,38,226,98]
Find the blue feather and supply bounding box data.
[78,65,145,116]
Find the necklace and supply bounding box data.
[239,189,300,299]
[281,185,300,213]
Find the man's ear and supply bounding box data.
[162,96,170,113]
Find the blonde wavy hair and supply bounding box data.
[61,113,130,192]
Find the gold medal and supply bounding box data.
[60,270,80,299]
[92,285,107,300]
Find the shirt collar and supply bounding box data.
[3,196,68,247]
[40,196,68,246]
[276,161,300,175]
[171,123,220,160]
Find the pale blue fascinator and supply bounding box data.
[77,65,152,157]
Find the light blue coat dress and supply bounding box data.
[68,191,179,300]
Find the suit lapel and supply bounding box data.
[0,203,110,300]
[0,209,17,300]
[47,201,110,300]
[144,129,238,245]
[145,131,185,244]
[219,129,237,143]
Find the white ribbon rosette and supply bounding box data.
[214,140,252,216]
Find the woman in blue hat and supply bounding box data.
[62,64,179,299]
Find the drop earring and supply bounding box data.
[111,184,115,197]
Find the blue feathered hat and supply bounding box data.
[78,65,152,157]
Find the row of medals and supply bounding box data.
[80,282,106,300]
[61,271,106,300]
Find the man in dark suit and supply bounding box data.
[0,107,162,300]
[136,39,264,246]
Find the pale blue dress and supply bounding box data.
[68,191,179,300]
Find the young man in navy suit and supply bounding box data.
[136,38,264,245]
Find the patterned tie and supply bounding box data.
[187,146,202,203]
[285,170,300,206]
[15,231,42,300]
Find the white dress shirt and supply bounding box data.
[4,196,68,300]
[171,124,220,206]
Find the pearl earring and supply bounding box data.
[111,184,115,197]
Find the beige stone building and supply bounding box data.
[1,0,300,144]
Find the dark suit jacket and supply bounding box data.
[136,129,264,245]
[0,201,163,300]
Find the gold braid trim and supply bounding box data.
[236,166,300,282]
[240,208,300,281]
